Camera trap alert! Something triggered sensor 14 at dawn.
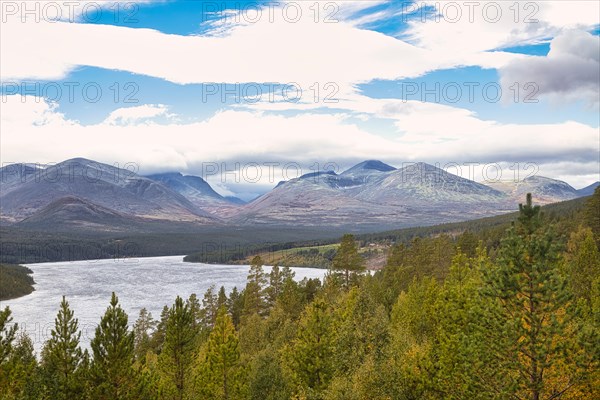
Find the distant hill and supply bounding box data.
[145,172,242,217]
[1,157,594,231]
[486,175,580,204]
[577,181,600,196]
[232,162,511,228]
[0,158,217,229]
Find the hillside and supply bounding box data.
[0,264,35,300]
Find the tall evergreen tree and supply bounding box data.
[243,256,268,317]
[331,234,365,288]
[227,287,243,328]
[133,308,157,362]
[217,286,228,310]
[200,286,219,329]
[159,296,196,400]
[481,194,576,399]
[283,298,334,399]
[3,332,39,399]
[41,296,84,400]
[0,307,17,367]
[150,305,169,355]
[90,292,136,399]
[197,307,244,399]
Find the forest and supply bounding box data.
[0,264,35,301]
[0,190,598,400]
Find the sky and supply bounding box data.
[1,0,599,200]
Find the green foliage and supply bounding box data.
[90,292,137,399]
[158,296,196,400]
[283,298,334,399]
[584,187,600,245]
[564,227,600,303]
[331,234,365,288]
[242,256,268,318]
[0,264,35,301]
[1,194,599,399]
[479,194,581,398]
[40,296,85,400]
[133,308,157,362]
[196,307,245,399]
[0,307,18,367]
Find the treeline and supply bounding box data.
[0,264,35,301]
[0,191,599,399]
[184,196,590,265]
[0,226,343,265]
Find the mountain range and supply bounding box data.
[1,158,596,232]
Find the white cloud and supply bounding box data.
[104,104,171,125]
[1,95,597,188]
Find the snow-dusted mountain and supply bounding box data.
[145,172,243,217]
[0,158,216,226]
[486,176,580,204]
[1,158,594,231]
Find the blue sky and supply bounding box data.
[1,0,599,195]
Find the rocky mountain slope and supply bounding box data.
[1,158,595,231]
[0,158,216,226]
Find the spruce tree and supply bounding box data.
[41,296,84,400]
[159,296,196,400]
[331,234,365,288]
[90,292,136,399]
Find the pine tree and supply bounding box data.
[283,298,334,399]
[41,296,84,400]
[90,292,137,399]
[0,306,17,367]
[187,293,202,330]
[159,296,196,400]
[150,305,169,355]
[197,307,244,399]
[243,256,268,317]
[217,286,228,310]
[3,332,40,399]
[200,286,219,329]
[481,194,576,399]
[331,234,365,288]
[267,264,294,308]
[266,264,283,307]
[133,308,157,362]
[227,287,243,328]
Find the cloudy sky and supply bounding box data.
[1,0,598,199]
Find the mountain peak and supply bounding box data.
[342,160,395,175]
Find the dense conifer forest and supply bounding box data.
[0,190,598,399]
[0,264,35,301]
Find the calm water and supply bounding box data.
[1,256,327,353]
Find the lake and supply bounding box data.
[0,255,327,353]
